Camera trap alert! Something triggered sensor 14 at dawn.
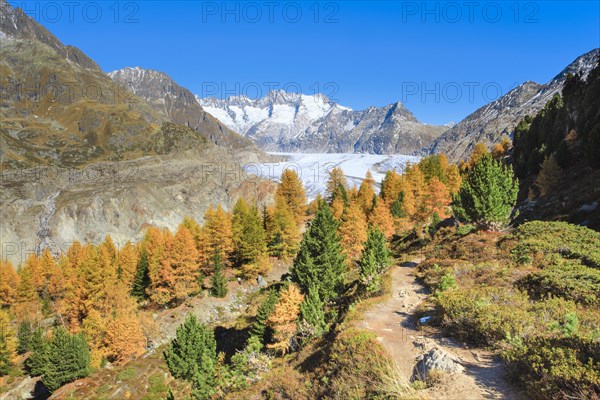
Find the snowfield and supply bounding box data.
[246,152,420,200]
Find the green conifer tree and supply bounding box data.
[24,328,49,376]
[299,285,327,336]
[390,191,406,218]
[291,204,346,301]
[130,248,151,300]
[249,289,280,345]
[452,154,519,231]
[358,228,392,293]
[17,321,33,355]
[42,328,91,393]
[210,249,228,298]
[164,315,217,399]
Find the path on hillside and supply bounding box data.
[357,260,523,400]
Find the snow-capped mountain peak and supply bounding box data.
[197,91,445,154]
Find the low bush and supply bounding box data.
[510,221,600,269]
[436,287,532,345]
[517,260,600,305]
[502,335,600,399]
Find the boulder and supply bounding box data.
[413,347,464,380]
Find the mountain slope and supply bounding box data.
[426,48,600,162]
[0,0,100,70]
[198,91,446,154]
[0,1,270,266]
[108,67,259,150]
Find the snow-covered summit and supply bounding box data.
[197,91,446,154]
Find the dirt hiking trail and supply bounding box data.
[357,260,524,400]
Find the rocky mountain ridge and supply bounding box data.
[197,90,447,154]
[425,48,600,161]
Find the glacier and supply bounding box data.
[246,152,420,201]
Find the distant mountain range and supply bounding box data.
[192,49,599,161]
[197,92,447,154]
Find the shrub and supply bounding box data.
[502,335,600,399]
[116,366,137,382]
[511,221,600,269]
[436,287,532,345]
[517,261,600,305]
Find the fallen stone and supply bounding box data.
[413,347,464,380]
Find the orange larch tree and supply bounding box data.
[368,198,395,239]
[357,171,376,216]
[0,260,19,307]
[276,169,307,226]
[202,205,234,267]
[267,284,304,355]
[338,201,368,262]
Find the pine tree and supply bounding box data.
[210,249,228,298]
[164,315,217,398]
[267,284,304,355]
[299,285,326,337]
[338,201,368,261]
[17,321,33,355]
[358,247,380,293]
[41,328,91,393]
[291,204,346,301]
[0,260,19,307]
[535,155,562,197]
[390,191,406,218]
[364,228,391,271]
[276,169,307,225]
[249,289,280,344]
[368,198,395,239]
[24,328,49,376]
[358,228,391,293]
[131,248,151,300]
[452,154,519,231]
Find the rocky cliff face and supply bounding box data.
[425,48,600,162]
[108,67,259,150]
[198,91,446,154]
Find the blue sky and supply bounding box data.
[9,1,600,124]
